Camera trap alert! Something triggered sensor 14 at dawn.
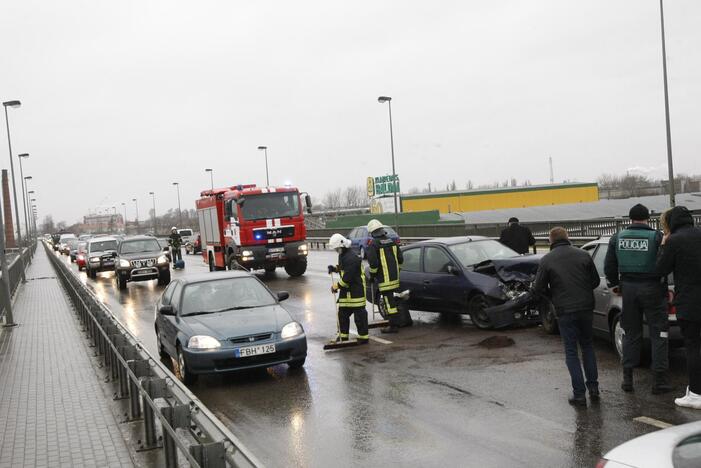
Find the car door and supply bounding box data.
[589,244,612,335]
[421,245,463,312]
[398,246,424,310]
[161,281,183,353]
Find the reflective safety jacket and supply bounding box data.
[367,234,403,292]
[337,248,366,308]
[169,232,182,249]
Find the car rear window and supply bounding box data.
[90,240,118,252]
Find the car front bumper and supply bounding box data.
[183,335,307,374]
[117,264,169,282]
[484,291,542,329]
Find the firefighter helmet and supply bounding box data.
[329,233,351,250]
[367,219,385,235]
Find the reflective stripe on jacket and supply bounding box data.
[337,248,366,308]
[367,235,403,292]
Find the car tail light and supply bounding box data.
[595,459,608,468]
[395,237,401,245]
[667,290,677,318]
[366,238,372,246]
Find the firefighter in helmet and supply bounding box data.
[366,219,403,333]
[328,233,369,343]
[169,226,183,266]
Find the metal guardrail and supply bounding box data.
[0,242,37,322]
[43,242,263,468]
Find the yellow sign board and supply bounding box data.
[366,177,375,198]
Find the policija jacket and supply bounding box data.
[604,224,663,286]
[656,206,701,321]
[366,233,403,292]
[336,248,366,309]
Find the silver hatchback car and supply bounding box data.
[541,237,682,359]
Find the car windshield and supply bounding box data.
[180,277,276,316]
[178,229,192,236]
[449,240,520,267]
[240,192,300,221]
[120,239,161,254]
[89,240,118,252]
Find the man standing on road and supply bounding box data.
[656,206,701,408]
[534,227,601,407]
[327,233,369,344]
[499,217,536,254]
[604,204,671,394]
[366,219,403,334]
[169,227,182,266]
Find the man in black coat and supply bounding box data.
[499,217,535,254]
[534,227,601,407]
[657,206,701,409]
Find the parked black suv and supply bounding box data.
[85,237,119,279]
[114,235,171,290]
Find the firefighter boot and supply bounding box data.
[652,371,672,395]
[621,367,634,392]
[381,314,399,334]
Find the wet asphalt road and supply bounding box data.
[57,250,700,468]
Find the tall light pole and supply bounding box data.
[17,153,29,239]
[257,146,270,187]
[378,96,400,233]
[24,176,32,239]
[149,191,157,235]
[121,202,127,233]
[30,198,37,238]
[3,100,24,250]
[28,191,35,238]
[205,168,214,190]
[172,182,182,226]
[659,0,675,207]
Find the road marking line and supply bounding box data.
[369,336,392,345]
[633,416,674,429]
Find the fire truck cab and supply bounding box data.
[196,184,311,276]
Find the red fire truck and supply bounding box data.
[195,184,312,276]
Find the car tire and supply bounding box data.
[228,257,245,271]
[88,268,97,279]
[155,327,169,359]
[117,275,127,290]
[158,271,171,286]
[359,247,365,259]
[288,358,306,369]
[264,265,276,274]
[540,300,559,335]
[611,311,624,361]
[468,294,492,330]
[175,345,197,385]
[284,260,307,277]
[208,253,215,272]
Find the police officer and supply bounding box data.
[169,227,183,266]
[366,219,403,334]
[328,233,369,344]
[604,204,671,394]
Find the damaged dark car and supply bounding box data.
[397,237,548,329]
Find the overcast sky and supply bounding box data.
[2,0,699,224]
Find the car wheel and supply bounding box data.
[359,247,365,259]
[284,260,307,277]
[288,358,306,369]
[611,311,624,361]
[158,270,171,286]
[175,345,197,385]
[88,268,97,279]
[264,265,276,274]
[117,275,127,290]
[468,294,492,330]
[208,253,215,272]
[155,327,169,359]
[540,300,559,335]
[229,257,245,271]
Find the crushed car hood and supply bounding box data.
[490,255,543,282]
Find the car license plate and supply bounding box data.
[235,343,276,358]
[268,247,284,253]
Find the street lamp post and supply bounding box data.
[659,0,676,207]
[173,182,182,226]
[28,191,35,238]
[30,198,37,238]
[149,192,157,235]
[132,198,139,233]
[205,168,214,190]
[23,177,32,241]
[17,153,29,239]
[121,202,127,233]
[3,101,24,250]
[377,96,400,234]
[257,146,270,187]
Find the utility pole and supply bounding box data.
[549,157,554,184]
[659,0,676,207]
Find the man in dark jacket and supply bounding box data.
[366,219,403,334]
[328,233,368,344]
[169,227,183,266]
[534,227,600,407]
[657,206,701,408]
[499,217,536,254]
[604,203,671,394]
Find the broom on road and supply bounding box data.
[323,271,361,350]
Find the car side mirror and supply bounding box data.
[159,305,175,316]
[277,291,290,302]
[305,194,312,214]
[447,265,460,275]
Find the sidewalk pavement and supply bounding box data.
[0,247,135,468]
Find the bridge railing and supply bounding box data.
[0,242,37,323]
[44,241,263,468]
